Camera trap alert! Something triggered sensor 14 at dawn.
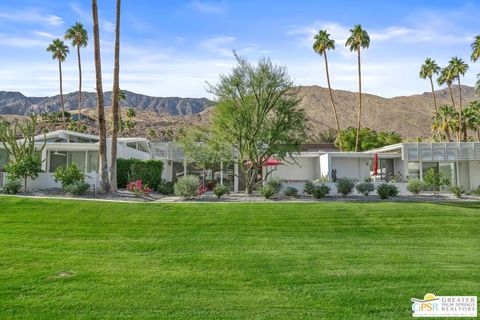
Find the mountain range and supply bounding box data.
[0,85,477,140]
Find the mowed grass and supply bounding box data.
[0,197,479,319]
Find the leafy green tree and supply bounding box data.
[448,57,469,141]
[313,30,342,150]
[463,101,480,141]
[419,58,441,113]
[345,25,370,152]
[208,54,307,194]
[46,39,69,129]
[423,168,450,195]
[336,127,401,151]
[125,107,136,133]
[432,105,459,142]
[65,22,88,131]
[0,116,46,191]
[471,35,480,95]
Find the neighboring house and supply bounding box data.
[0,130,153,190]
[153,142,480,193]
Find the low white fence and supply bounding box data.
[281,181,409,196]
[1,172,100,192]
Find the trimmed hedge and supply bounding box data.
[117,158,164,189]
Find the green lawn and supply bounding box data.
[0,197,479,319]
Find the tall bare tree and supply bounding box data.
[345,25,370,152]
[92,0,110,193]
[110,0,121,192]
[64,22,88,131]
[46,39,69,130]
[313,30,342,151]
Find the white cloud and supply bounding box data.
[0,9,63,26]
[102,21,115,33]
[0,33,49,48]
[201,36,236,57]
[189,1,226,14]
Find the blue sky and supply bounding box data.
[0,0,479,98]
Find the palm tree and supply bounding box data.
[437,67,456,109]
[471,35,480,96]
[419,58,441,113]
[46,39,69,129]
[110,0,121,192]
[313,30,342,151]
[448,57,469,141]
[434,105,459,142]
[92,0,110,193]
[345,25,370,152]
[463,101,480,141]
[64,22,88,131]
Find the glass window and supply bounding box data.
[49,151,68,172]
[68,151,86,172]
[0,149,9,171]
[87,151,99,173]
[407,162,420,179]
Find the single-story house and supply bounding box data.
[153,141,480,193]
[0,130,154,190]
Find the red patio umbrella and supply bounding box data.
[245,158,282,167]
[373,153,378,176]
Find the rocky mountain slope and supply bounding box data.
[0,90,212,116]
[0,85,476,140]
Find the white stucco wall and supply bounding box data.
[469,160,480,190]
[2,172,100,191]
[269,157,319,181]
[331,157,370,181]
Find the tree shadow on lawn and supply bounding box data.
[429,201,480,210]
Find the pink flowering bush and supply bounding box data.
[127,179,153,197]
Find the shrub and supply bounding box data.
[266,178,282,194]
[303,181,315,195]
[53,164,85,188]
[157,179,174,195]
[117,158,136,188]
[129,160,163,190]
[213,185,230,198]
[450,185,465,199]
[377,183,398,199]
[205,180,217,190]
[260,185,275,199]
[388,184,399,197]
[174,175,199,199]
[423,168,449,195]
[284,187,298,197]
[63,181,90,195]
[336,178,355,196]
[472,186,480,196]
[312,184,330,199]
[407,178,425,195]
[377,183,390,199]
[355,182,375,196]
[127,179,153,197]
[2,178,21,194]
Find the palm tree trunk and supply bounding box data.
[445,127,451,142]
[429,76,438,113]
[92,0,111,193]
[477,127,480,142]
[448,84,455,108]
[458,78,467,141]
[77,46,82,131]
[110,0,121,192]
[324,52,342,151]
[354,49,362,152]
[58,60,66,129]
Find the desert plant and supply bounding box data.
[174,175,199,199]
[423,168,450,195]
[157,179,174,195]
[53,163,85,189]
[377,183,398,199]
[355,182,375,196]
[127,179,153,198]
[266,178,283,194]
[213,185,230,198]
[450,185,465,198]
[312,184,330,199]
[336,178,355,196]
[407,178,425,195]
[63,181,90,195]
[260,185,275,199]
[303,181,315,195]
[283,187,298,197]
[2,178,21,194]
